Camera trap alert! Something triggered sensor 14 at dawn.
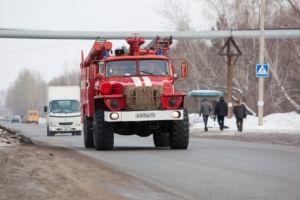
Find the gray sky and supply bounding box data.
[0,0,213,91]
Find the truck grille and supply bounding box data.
[125,86,163,110]
[59,122,73,126]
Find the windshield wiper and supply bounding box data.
[140,70,154,75]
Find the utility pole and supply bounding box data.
[227,55,233,117]
[219,37,241,118]
[258,0,265,125]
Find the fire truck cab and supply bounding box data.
[81,36,189,150]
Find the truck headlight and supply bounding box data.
[110,112,119,120]
[171,111,181,118]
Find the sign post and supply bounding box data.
[258,0,266,126]
[256,64,269,78]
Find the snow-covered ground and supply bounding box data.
[190,111,300,134]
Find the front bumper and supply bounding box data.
[49,125,82,132]
[104,110,183,122]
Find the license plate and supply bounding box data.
[135,113,156,119]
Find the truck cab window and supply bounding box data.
[106,60,136,77]
[99,61,105,74]
[139,60,168,76]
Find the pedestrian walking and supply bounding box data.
[233,99,247,132]
[214,96,228,131]
[199,98,212,131]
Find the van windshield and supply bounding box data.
[50,100,80,113]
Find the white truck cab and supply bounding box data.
[44,86,82,136]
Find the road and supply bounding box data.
[2,121,300,200]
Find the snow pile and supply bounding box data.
[190,111,300,133]
[0,128,12,146]
[0,125,33,146]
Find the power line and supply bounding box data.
[0,41,86,54]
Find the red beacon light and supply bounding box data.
[100,82,112,95]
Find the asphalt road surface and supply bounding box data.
[2,122,300,200]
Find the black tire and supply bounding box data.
[47,126,50,136]
[72,132,76,136]
[84,117,94,148]
[169,109,189,149]
[47,126,54,136]
[153,131,169,147]
[76,131,81,136]
[93,110,114,150]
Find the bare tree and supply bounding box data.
[48,68,80,86]
[159,0,300,114]
[5,69,47,115]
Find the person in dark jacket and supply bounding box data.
[199,98,212,131]
[233,99,247,132]
[214,96,228,131]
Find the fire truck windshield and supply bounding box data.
[106,60,168,77]
[106,60,136,77]
[139,60,168,76]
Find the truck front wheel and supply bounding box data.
[84,117,94,148]
[153,131,169,147]
[169,109,189,149]
[93,110,114,150]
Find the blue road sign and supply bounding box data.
[256,64,269,78]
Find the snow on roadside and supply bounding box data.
[189,111,300,133]
[0,129,12,146]
[0,125,33,146]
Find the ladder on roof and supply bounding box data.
[145,36,173,53]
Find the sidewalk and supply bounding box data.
[189,112,300,135]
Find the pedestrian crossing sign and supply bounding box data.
[256,64,269,78]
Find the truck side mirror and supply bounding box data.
[44,106,48,113]
[181,62,189,79]
[173,73,179,79]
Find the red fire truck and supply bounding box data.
[80,36,189,150]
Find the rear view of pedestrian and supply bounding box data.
[214,96,228,131]
[233,99,247,132]
[199,98,212,131]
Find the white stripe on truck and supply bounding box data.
[142,76,152,86]
[131,77,142,87]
